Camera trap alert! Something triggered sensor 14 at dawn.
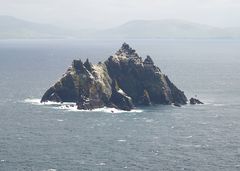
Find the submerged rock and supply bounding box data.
[189,98,204,105]
[173,103,182,107]
[41,43,188,111]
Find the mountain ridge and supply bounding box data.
[0,16,239,39]
[98,19,235,39]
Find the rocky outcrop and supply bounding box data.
[105,43,187,106]
[189,98,204,105]
[41,43,188,110]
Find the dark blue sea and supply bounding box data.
[0,39,240,171]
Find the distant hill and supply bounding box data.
[0,16,239,39]
[0,16,72,39]
[97,19,240,39]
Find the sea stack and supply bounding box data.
[189,97,204,105]
[41,43,188,111]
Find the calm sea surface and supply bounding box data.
[0,39,240,171]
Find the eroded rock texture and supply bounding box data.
[41,43,187,110]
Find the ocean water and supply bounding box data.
[0,39,240,171]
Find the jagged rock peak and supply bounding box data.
[72,59,84,70]
[144,55,154,65]
[84,58,93,72]
[121,42,130,50]
[115,42,139,58]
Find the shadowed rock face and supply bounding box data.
[41,43,187,110]
[189,98,204,105]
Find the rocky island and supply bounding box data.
[41,43,195,111]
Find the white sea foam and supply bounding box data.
[24,98,143,113]
[24,98,74,106]
[194,145,202,148]
[24,98,42,105]
[59,106,143,113]
[96,163,106,166]
[213,104,225,107]
[117,139,127,142]
[200,122,208,125]
[145,119,154,123]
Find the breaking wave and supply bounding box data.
[23,98,143,113]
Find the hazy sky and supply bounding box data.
[1,0,240,29]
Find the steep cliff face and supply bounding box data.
[105,43,187,106]
[41,43,187,110]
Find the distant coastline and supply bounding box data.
[1,16,240,39]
